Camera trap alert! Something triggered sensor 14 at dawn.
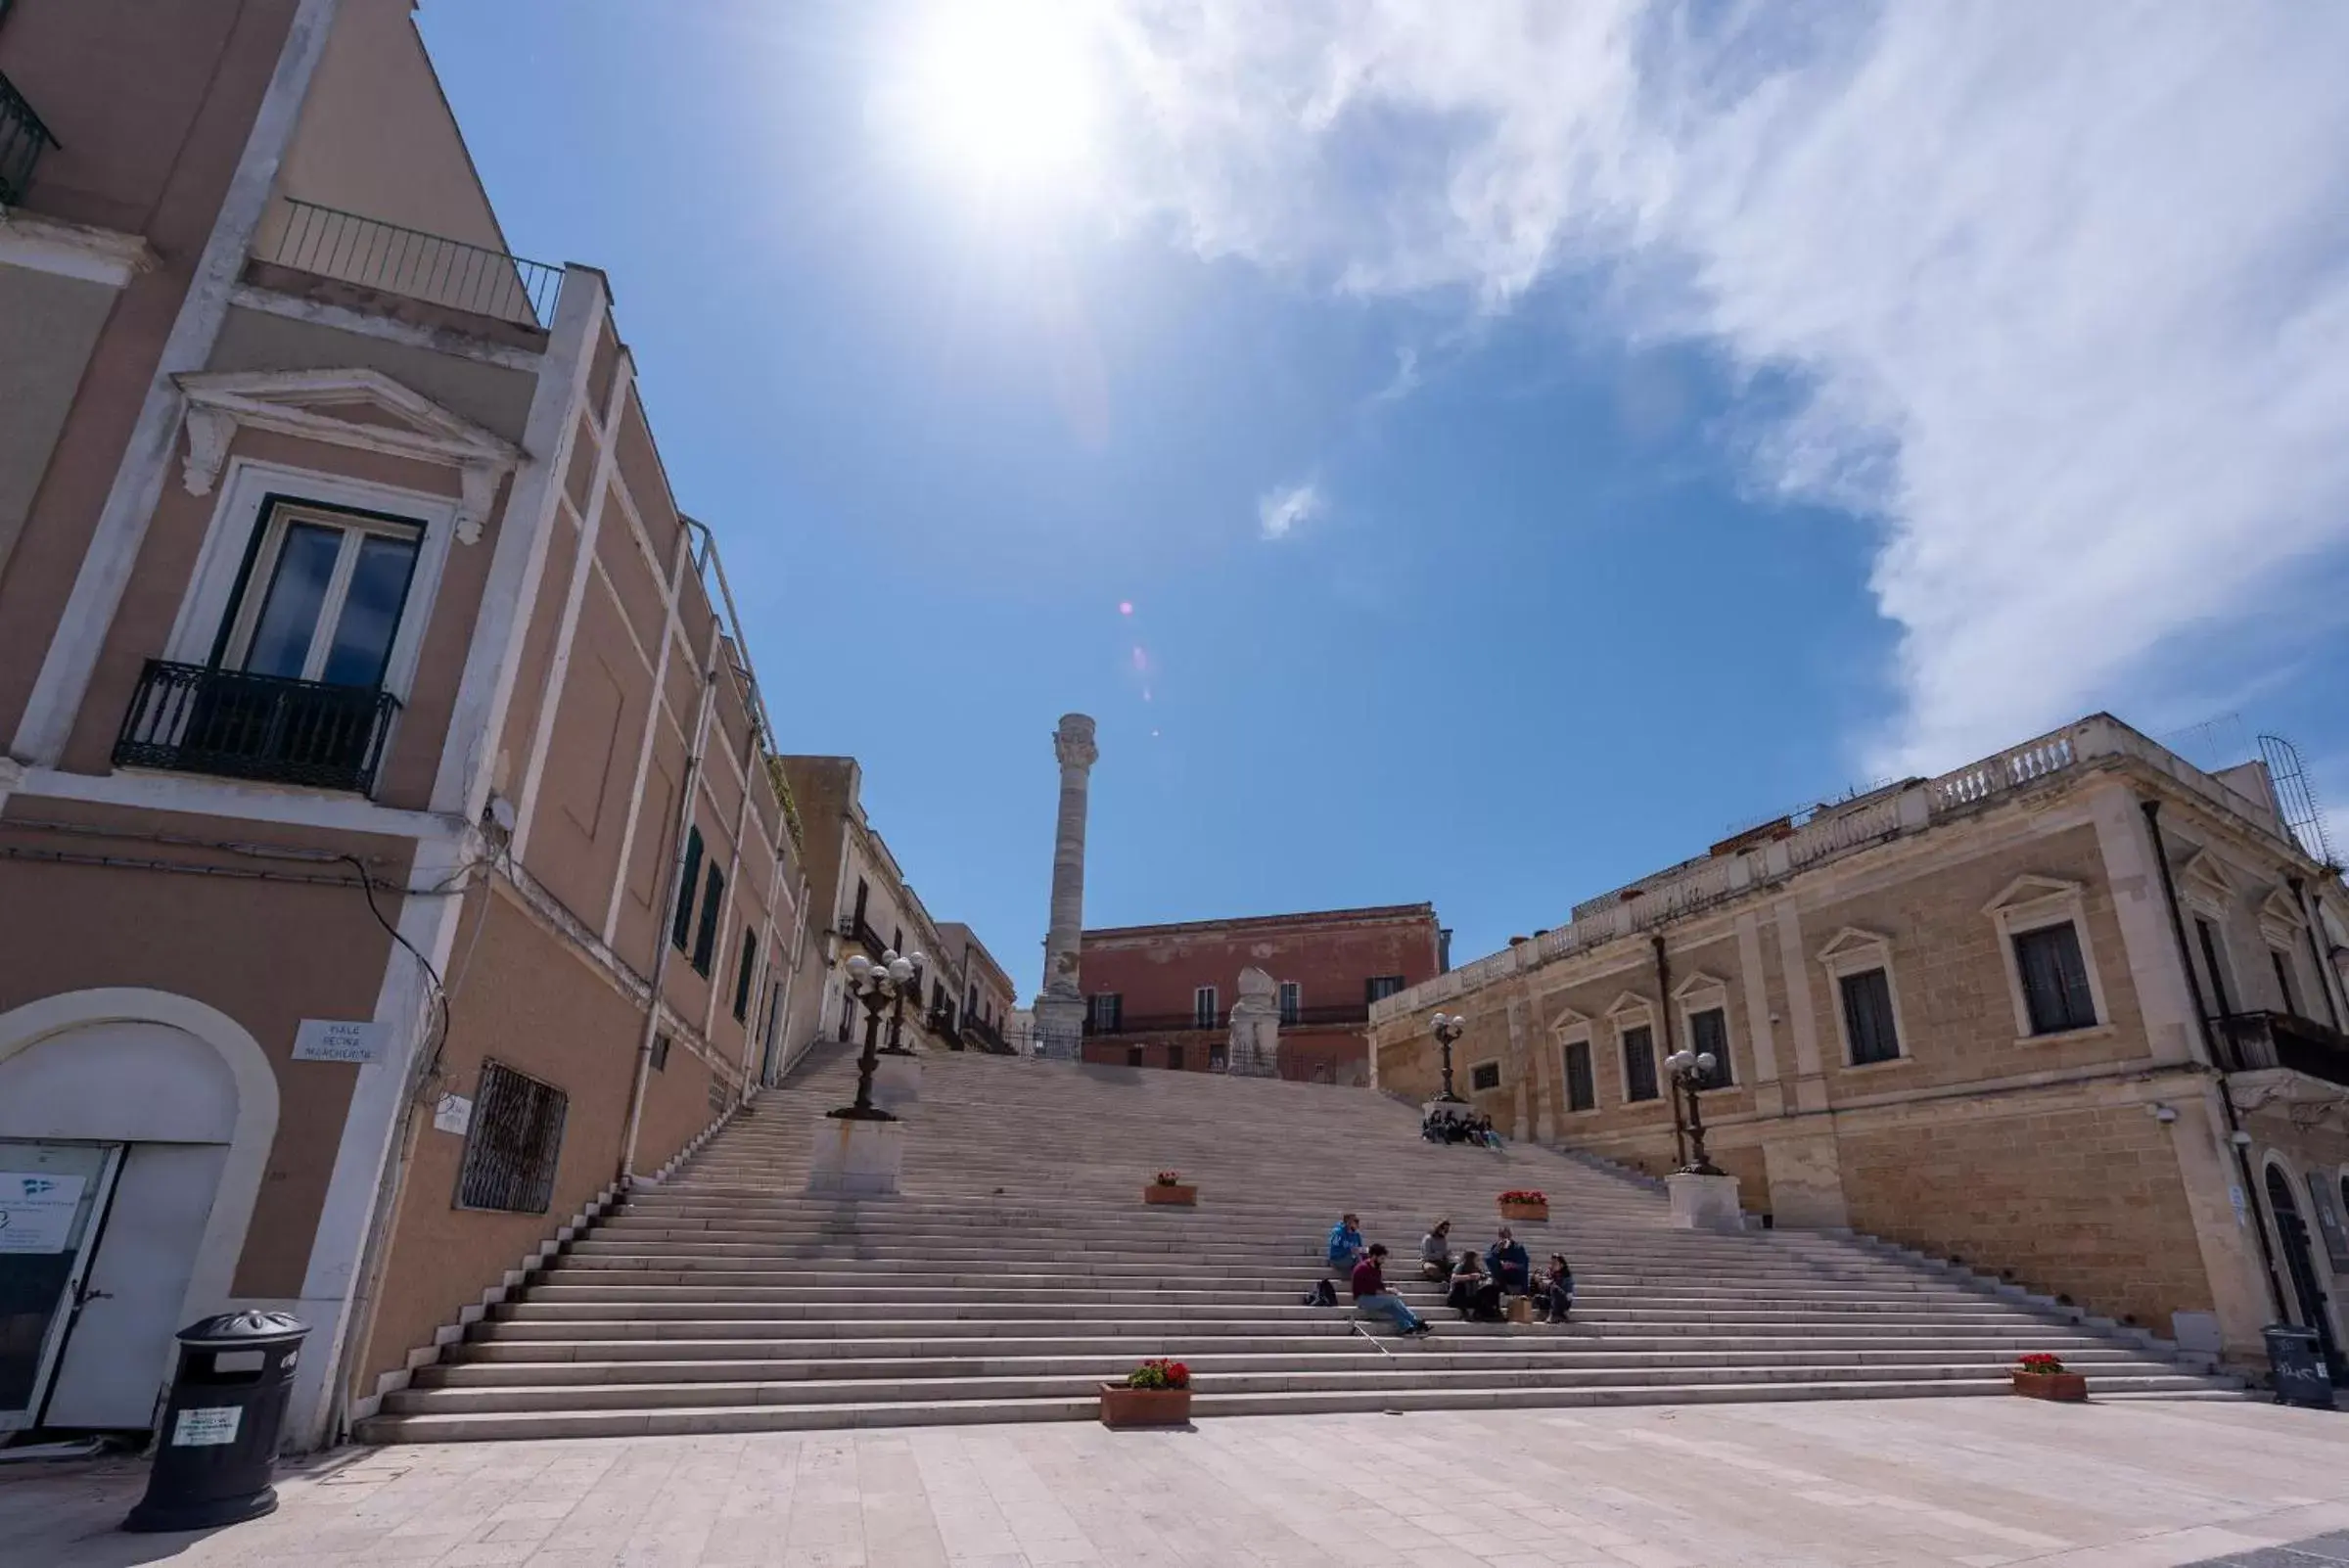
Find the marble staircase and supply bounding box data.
[356,1041,2235,1442]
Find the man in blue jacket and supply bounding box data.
[1326,1213,1366,1271]
[1487,1225,1532,1296]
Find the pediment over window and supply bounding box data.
[2177,850,2235,911]
[2261,887,2308,947]
[1983,874,2083,917]
[1672,970,1727,1002]
[1604,991,1652,1021]
[1547,1004,1591,1038]
[1818,927,1893,965]
[174,368,524,543]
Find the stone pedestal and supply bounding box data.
[1032,994,1085,1062]
[872,1050,921,1112]
[1667,1171,1744,1231]
[806,1115,904,1195]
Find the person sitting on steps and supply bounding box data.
[1446,1251,1503,1321]
[1351,1244,1433,1337]
[1487,1224,1532,1296]
[1419,1220,1454,1282]
[1540,1253,1576,1323]
[1326,1213,1366,1272]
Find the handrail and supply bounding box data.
[256,198,560,328]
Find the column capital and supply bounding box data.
[1054,713,1098,771]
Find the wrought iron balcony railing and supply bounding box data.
[115,660,400,795]
[256,198,560,328]
[835,913,888,961]
[1284,1002,1373,1028]
[2214,1010,2349,1089]
[0,69,60,208]
[1083,1011,1221,1037]
[961,1015,1011,1054]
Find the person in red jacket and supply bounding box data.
[1349,1244,1432,1337]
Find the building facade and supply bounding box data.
[1366,715,2349,1373]
[938,920,1017,1054]
[1081,903,1447,1084]
[773,755,1007,1073]
[0,0,807,1447]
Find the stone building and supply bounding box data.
[0,0,807,1445]
[1367,715,2349,1373]
[1082,903,1448,1084]
[937,920,1017,1053]
[772,755,1008,1072]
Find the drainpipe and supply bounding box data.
[2142,799,2289,1324]
[1652,934,1686,1169]
[2291,876,2345,1031]
[619,603,722,1181]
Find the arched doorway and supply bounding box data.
[0,992,275,1434]
[2265,1163,2342,1370]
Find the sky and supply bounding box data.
[416,0,2349,987]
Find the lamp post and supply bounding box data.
[1664,1048,1724,1176]
[835,947,920,1121]
[882,950,925,1055]
[1429,1012,1468,1103]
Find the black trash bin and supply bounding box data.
[2264,1323,2336,1409]
[124,1310,309,1533]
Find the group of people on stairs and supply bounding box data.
[1317,1214,1575,1336]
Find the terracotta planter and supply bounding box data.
[2011,1370,2088,1402]
[1099,1384,1192,1427]
[1498,1200,1548,1223]
[1143,1183,1198,1206]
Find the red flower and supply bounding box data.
[2015,1354,2067,1375]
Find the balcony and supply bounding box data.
[961,1015,1011,1054]
[2214,1011,2349,1089]
[253,198,560,330]
[114,660,400,795]
[0,69,59,208]
[1285,1002,1372,1029]
[1084,1011,1221,1038]
[835,913,887,961]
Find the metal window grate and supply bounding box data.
[1563,1039,1595,1111]
[455,1061,568,1214]
[1688,1007,1733,1087]
[1470,1061,1501,1092]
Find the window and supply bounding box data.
[1366,975,1405,1003]
[836,990,854,1041]
[1469,1060,1501,1093]
[1687,1007,1733,1087]
[215,501,422,689]
[649,1034,670,1072]
[2308,1174,2349,1272]
[2194,916,2236,1017]
[852,878,869,925]
[690,863,725,976]
[1208,1042,1228,1071]
[733,929,759,1021]
[1167,1042,1185,1072]
[1563,1039,1596,1112]
[670,827,705,951]
[1087,992,1123,1033]
[2273,948,2301,1015]
[1194,986,1218,1029]
[1839,969,1902,1065]
[1622,1025,1659,1102]
[456,1061,568,1214]
[1277,981,1301,1025]
[891,927,902,957]
[2014,923,2096,1035]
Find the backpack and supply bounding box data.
[1304,1277,1338,1307]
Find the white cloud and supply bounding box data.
[1258,479,1324,539]
[1088,1,2349,772]
[1373,346,1421,404]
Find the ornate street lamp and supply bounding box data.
[1664,1048,1725,1176]
[1429,1012,1468,1103]
[835,947,922,1121]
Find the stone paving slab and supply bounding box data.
[5,1399,2346,1567]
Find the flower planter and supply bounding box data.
[1498,1200,1548,1223]
[1143,1183,1197,1206]
[2011,1371,2088,1402]
[1099,1385,1193,1427]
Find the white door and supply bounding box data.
[0,1141,122,1434]
[44,1144,226,1430]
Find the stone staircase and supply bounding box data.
[356,1042,2236,1442]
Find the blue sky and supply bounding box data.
[418,2,2349,983]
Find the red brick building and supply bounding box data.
[1078,904,1448,1084]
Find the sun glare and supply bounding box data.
[891,1,1101,194]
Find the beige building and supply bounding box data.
[937,920,1018,1054]
[1368,715,2349,1374]
[0,0,808,1446]
[773,755,1009,1074]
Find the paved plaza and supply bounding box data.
[7,1399,2348,1568]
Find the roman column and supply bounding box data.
[1034,714,1098,1060]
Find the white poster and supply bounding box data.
[292,1019,387,1064]
[172,1407,242,1447]
[433,1094,473,1136]
[0,1173,87,1255]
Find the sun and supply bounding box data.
[886,1,1103,194]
